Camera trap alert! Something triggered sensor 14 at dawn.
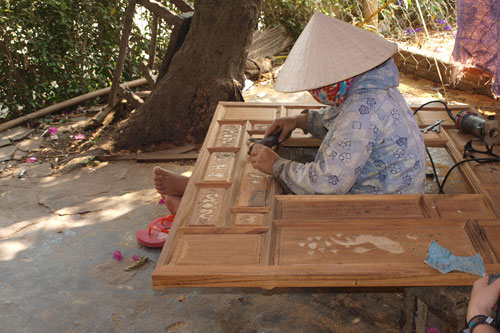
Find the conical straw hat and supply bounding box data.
[275,12,398,92]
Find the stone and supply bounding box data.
[27,163,53,178]
[11,149,28,160]
[0,139,10,148]
[16,139,43,152]
[0,146,16,162]
[1,127,35,142]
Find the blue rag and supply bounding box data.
[424,240,486,277]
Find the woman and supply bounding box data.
[250,12,426,195]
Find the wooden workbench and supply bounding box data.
[153,102,500,289]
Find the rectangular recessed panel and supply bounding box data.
[188,187,226,226]
[213,123,243,148]
[173,234,261,265]
[470,162,500,185]
[232,213,267,226]
[276,222,475,265]
[224,107,279,120]
[203,152,236,182]
[277,196,426,220]
[415,110,454,126]
[423,195,495,218]
[236,160,272,207]
[250,122,270,133]
[482,225,500,260]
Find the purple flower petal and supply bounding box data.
[74,134,85,140]
[48,127,58,134]
[26,157,37,163]
[444,24,453,31]
[434,47,441,52]
[132,255,141,261]
[158,198,165,205]
[113,250,123,261]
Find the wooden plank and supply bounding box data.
[137,0,182,26]
[465,219,498,264]
[170,0,194,12]
[153,263,500,289]
[96,144,197,162]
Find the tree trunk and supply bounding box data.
[115,0,261,149]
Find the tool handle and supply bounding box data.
[247,133,280,155]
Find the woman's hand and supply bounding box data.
[467,275,500,322]
[249,144,279,175]
[264,113,308,143]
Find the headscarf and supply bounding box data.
[308,78,355,106]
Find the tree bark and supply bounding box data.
[116,0,261,148]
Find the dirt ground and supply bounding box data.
[1,68,495,331]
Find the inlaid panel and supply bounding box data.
[276,221,475,265]
[235,160,272,207]
[249,122,270,134]
[187,187,226,226]
[212,123,243,148]
[172,234,262,265]
[232,212,267,226]
[203,152,236,182]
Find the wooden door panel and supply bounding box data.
[275,220,476,265]
[153,102,500,289]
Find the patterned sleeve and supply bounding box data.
[272,98,380,195]
[303,107,331,138]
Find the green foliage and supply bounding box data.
[0,0,171,120]
[260,0,456,39]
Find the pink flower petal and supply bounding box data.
[113,250,123,261]
[48,127,58,134]
[132,255,141,261]
[74,134,85,140]
[158,198,165,205]
[26,157,37,163]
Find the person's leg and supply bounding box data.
[163,195,182,215]
[153,167,189,197]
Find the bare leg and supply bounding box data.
[153,167,189,196]
[164,195,182,215]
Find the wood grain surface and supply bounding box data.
[153,102,500,289]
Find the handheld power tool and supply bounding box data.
[454,109,500,146]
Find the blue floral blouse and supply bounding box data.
[272,59,427,195]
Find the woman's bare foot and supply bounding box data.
[153,167,189,196]
[164,195,182,215]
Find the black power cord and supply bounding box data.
[412,100,500,194]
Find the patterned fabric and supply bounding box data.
[452,0,500,97]
[272,58,426,195]
[309,78,355,106]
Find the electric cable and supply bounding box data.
[412,100,500,194]
[439,157,500,194]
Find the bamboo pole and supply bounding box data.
[148,14,159,69]
[108,0,137,107]
[0,78,147,133]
